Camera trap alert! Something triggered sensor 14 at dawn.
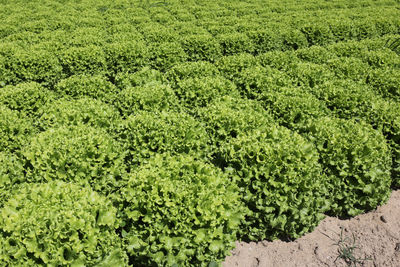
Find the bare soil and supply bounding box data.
[223,190,400,267]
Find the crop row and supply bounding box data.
[1,37,399,266]
[1,0,400,266]
[1,1,400,83]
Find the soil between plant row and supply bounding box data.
[223,190,400,267]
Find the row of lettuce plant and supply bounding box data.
[0,0,400,266]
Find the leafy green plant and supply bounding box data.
[247,28,282,54]
[174,75,238,109]
[328,40,369,58]
[300,23,334,46]
[261,87,330,131]
[329,18,358,42]
[367,67,400,100]
[24,125,126,194]
[310,79,378,120]
[119,153,244,266]
[0,151,25,208]
[0,82,56,117]
[59,45,108,76]
[113,111,211,167]
[302,117,392,217]
[374,19,398,36]
[181,34,222,62]
[36,96,121,130]
[197,95,274,150]
[215,53,258,80]
[280,28,308,50]
[140,23,179,43]
[207,25,236,36]
[114,67,164,89]
[384,37,400,55]
[165,61,220,86]
[257,50,298,71]
[221,125,327,241]
[365,99,400,189]
[229,65,291,99]
[149,41,187,71]
[1,1,400,265]
[0,181,127,266]
[108,24,144,43]
[112,82,179,118]
[354,19,377,40]
[66,26,107,47]
[216,32,255,56]
[295,46,337,64]
[0,47,62,86]
[287,62,334,88]
[54,74,117,102]
[327,57,371,82]
[0,24,17,39]
[0,106,34,153]
[309,80,400,188]
[359,48,400,68]
[105,41,150,75]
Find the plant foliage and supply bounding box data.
[0,0,399,265]
[221,125,327,241]
[113,111,211,167]
[24,125,126,194]
[119,154,244,266]
[303,117,392,217]
[112,82,179,117]
[0,181,127,266]
[0,106,34,153]
[0,82,55,117]
[36,96,121,130]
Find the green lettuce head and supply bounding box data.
[0,181,127,266]
[119,154,245,266]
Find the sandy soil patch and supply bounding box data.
[223,190,400,267]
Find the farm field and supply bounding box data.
[224,190,400,266]
[0,0,399,266]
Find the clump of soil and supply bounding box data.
[223,190,400,267]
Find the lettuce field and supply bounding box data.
[1,0,400,266]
